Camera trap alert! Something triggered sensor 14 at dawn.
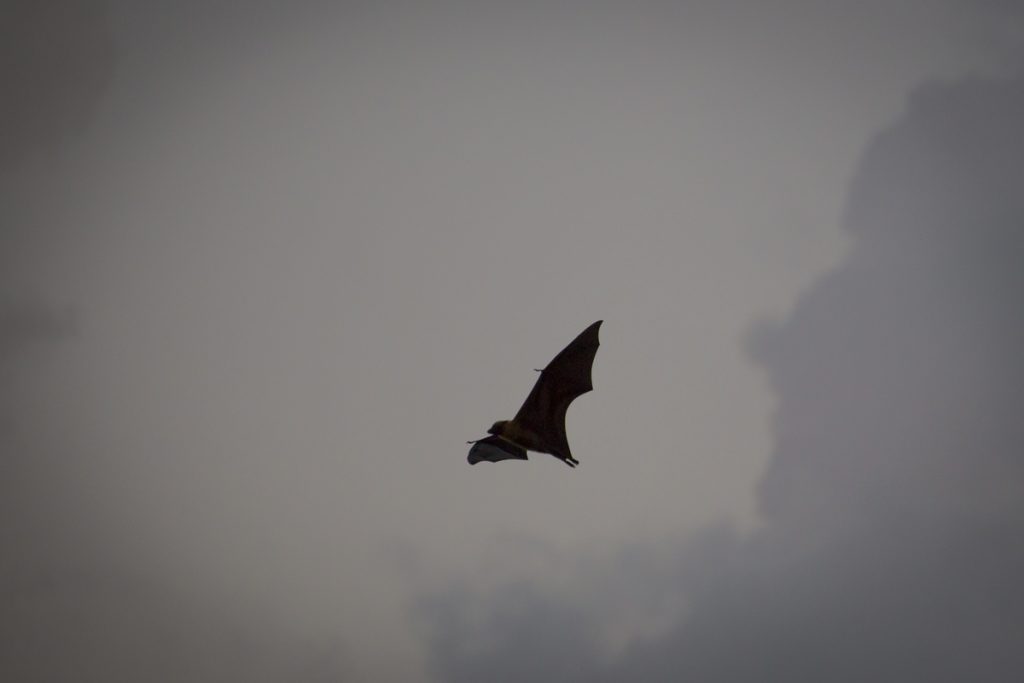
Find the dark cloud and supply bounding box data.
[420,71,1024,682]
[0,0,116,169]
[0,299,348,680]
[421,581,605,682]
[0,8,348,677]
[1,569,349,682]
[1,1,114,332]
[1,347,349,680]
[0,300,77,355]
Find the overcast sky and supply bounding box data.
[3,2,1023,681]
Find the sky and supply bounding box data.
[3,1,1023,681]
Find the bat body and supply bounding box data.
[468,320,602,468]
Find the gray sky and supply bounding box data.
[3,1,1023,681]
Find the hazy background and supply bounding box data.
[3,1,1022,680]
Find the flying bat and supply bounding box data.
[467,320,602,468]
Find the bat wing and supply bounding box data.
[468,435,528,464]
[513,320,602,457]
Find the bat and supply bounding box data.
[467,320,602,468]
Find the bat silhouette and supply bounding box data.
[467,320,602,468]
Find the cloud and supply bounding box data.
[0,338,350,681]
[1,568,350,682]
[0,0,116,169]
[0,7,347,671]
[0,300,77,355]
[1,1,117,297]
[419,71,1024,682]
[0,299,350,680]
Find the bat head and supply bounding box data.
[488,420,510,436]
